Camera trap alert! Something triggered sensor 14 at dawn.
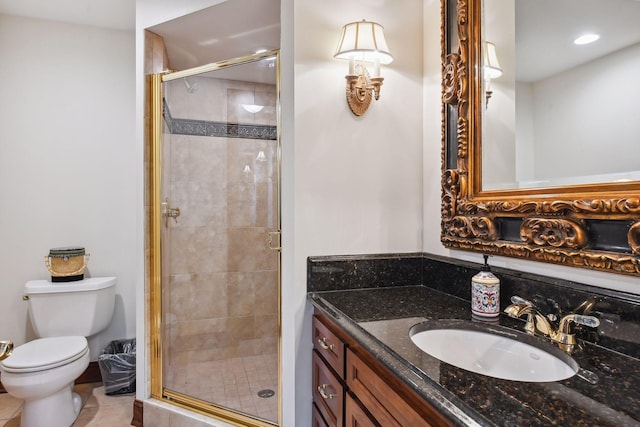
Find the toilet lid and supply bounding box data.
[0,336,88,373]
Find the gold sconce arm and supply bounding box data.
[345,66,385,116]
[371,77,383,100]
[0,340,13,361]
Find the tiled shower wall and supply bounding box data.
[161,75,279,381]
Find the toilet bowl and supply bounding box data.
[0,277,116,427]
[0,336,90,427]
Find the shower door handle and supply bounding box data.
[267,231,281,251]
[161,198,181,226]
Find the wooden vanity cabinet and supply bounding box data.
[313,398,331,427]
[313,350,344,426]
[313,314,346,427]
[345,392,378,427]
[313,310,454,427]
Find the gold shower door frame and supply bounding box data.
[149,50,282,427]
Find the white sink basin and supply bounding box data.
[409,320,579,382]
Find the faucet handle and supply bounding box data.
[511,295,558,321]
[572,314,600,328]
[505,296,539,335]
[510,295,532,305]
[557,313,600,348]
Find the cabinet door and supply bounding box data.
[347,349,433,427]
[345,392,379,427]
[313,402,330,427]
[313,350,344,427]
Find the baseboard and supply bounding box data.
[75,361,103,384]
[0,361,102,394]
[131,399,144,426]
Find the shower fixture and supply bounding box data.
[183,78,199,93]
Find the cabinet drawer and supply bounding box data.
[345,392,379,427]
[313,350,344,427]
[347,349,432,427]
[313,315,345,377]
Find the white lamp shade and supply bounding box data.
[334,20,393,64]
[483,41,502,79]
[242,104,264,113]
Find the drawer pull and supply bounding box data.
[317,384,337,400]
[318,337,334,351]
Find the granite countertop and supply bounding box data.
[309,286,640,427]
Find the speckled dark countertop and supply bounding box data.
[309,281,640,426]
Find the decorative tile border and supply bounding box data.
[163,99,276,140]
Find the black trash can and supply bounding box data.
[98,338,136,395]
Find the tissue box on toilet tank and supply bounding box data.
[45,247,90,282]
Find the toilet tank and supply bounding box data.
[24,277,116,338]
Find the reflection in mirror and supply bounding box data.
[482,0,640,191]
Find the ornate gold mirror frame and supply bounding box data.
[440,0,640,275]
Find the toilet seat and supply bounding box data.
[0,336,88,373]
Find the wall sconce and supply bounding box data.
[483,41,502,107]
[334,20,393,116]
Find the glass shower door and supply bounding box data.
[153,53,280,426]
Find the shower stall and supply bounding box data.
[149,52,281,426]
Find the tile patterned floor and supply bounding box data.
[1,354,277,426]
[166,353,278,423]
[0,382,134,427]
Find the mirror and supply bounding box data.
[482,0,640,191]
[441,0,640,275]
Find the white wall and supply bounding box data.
[0,14,136,359]
[293,1,424,425]
[482,0,517,190]
[515,81,535,184]
[294,0,424,426]
[423,1,446,258]
[533,42,640,181]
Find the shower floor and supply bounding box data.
[166,353,279,423]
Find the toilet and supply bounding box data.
[0,277,116,427]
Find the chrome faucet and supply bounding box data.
[0,340,13,361]
[504,296,600,353]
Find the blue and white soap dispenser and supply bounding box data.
[471,255,500,318]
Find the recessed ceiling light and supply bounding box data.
[199,38,219,46]
[574,34,600,45]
